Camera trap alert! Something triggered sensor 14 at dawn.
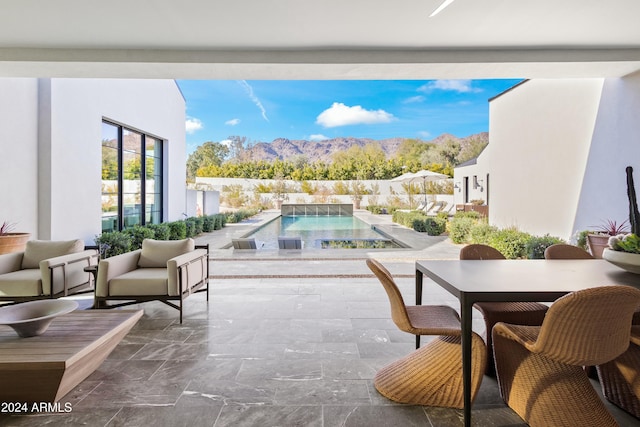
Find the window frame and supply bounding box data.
[101,120,164,232]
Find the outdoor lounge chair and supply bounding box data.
[0,239,97,303]
[426,201,447,216]
[367,258,486,408]
[278,236,302,249]
[459,243,549,375]
[95,238,209,323]
[493,285,640,427]
[232,238,257,249]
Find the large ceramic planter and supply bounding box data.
[0,233,31,255]
[587,234,610,259]
[603,248,640,274]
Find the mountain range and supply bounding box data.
[243,133,489,163]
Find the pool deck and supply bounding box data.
[196,209,462,280]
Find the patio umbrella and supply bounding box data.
[390,171,417,182]
[392,169,449,204]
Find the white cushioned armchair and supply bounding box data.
[0,239,97,303]
[95,238,209,323]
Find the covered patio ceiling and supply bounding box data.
[1,0,640,80]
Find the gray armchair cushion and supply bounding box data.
[0,269,42,297]
[137,238,195,268]
[108,268,168,296]
[21,239,84,269]
[0,252,23,275]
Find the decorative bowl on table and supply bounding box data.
[0,299,78,338]
[603,248,640,274]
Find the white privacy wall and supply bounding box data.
[0,78,186,244]
[484,79,604,240]
[0,79,39,234]
[574,72,640,235]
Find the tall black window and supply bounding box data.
[101,121,163,232]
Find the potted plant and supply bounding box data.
[0,221,31,255]
[586,219,629,258]
[350,180,367,210]
[603,166,640,273]
[271,173,289,210]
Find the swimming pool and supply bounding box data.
[247,215,402,249]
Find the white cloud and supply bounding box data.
[220,139,232,147]
[225,118,241,126]
[185,117,203,134]
[419,80,481,93]
[418,131,432,139]
[310,134,329,141]
[237,80,269,121]
[316,102,394,128]
[403,95,425,104]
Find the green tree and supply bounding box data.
[187,141,230,179]
[227,135,248,162]
[458,136,489,164]
[102,146,118,180]
[396,139,431,165]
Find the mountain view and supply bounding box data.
[242,133,489,163]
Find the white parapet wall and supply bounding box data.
[195,177,453,209]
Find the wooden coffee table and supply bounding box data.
[0,309,143,404]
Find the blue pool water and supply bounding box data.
[248,215,401,249]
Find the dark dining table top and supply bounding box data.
[416,259,640,300]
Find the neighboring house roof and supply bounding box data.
[455,157,478,169]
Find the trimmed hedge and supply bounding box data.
[123,225,155,249]
[392,210,447,236]
[366,205,398,215]
[487,227,532,259]
[449,217,477,244]
[168,221,187,240]
[525,234,566,259]
[414,217,447,236]
[146,223,171,240]
[225,209,259,223]
[393,210,426,229]
[469,222,498,245]
[94,213,242,258]
[448,211,564,259]
[94,231,132,258]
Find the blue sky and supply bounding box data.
[177,79,523,154]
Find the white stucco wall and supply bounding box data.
[0,78,186,244]
[453,162,487,206]
[574,72,640,235]
[0,79,39,235]
[484,79,605,240]
[460,74,640,241]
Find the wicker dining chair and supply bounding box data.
[366,258,487,408]
[459,244,549,375]
[543,243,640,325]
[493,285,640,427]
[597,325,640,419]
[544,243,594,260]
[366,258,461,349]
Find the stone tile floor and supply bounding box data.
[2,269,639,426]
